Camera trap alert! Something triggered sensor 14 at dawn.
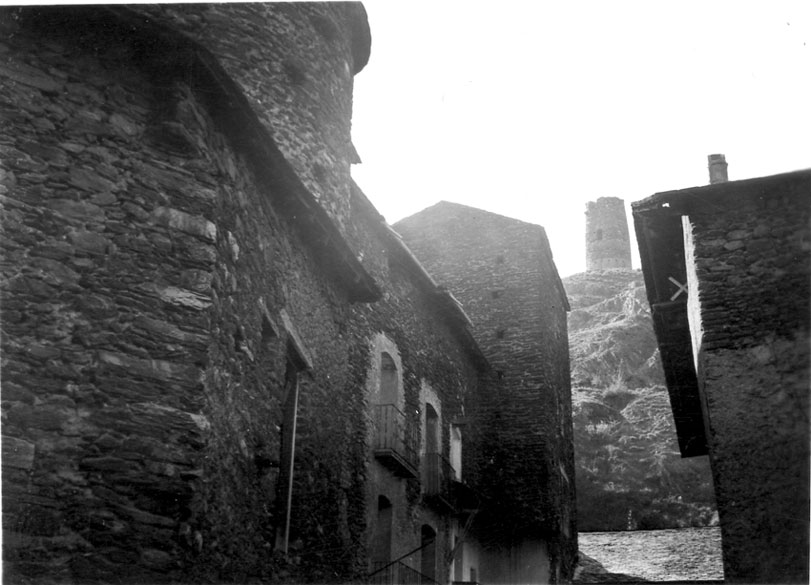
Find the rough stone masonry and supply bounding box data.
[1,5,577,584]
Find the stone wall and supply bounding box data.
[685,181,810,583]
[394,202,577,582]
[585,197,632,271]
[130,2,369,233]
[1,7,490,584]
[1,12,214,582]
[687,188,810,350]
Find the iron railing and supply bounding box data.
[369,560,440,585]
[373,404,419,478]
[424,452,455,512]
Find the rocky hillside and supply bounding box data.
[564,270,717,531]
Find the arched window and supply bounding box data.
[425,404,439,455]
[371,346,417,477]
[380,352,398,405]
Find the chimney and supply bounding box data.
[708,154,728,184]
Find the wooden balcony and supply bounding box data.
[424,454,481,515]
[373,404,419,478]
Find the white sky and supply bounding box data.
[350,1,811,277]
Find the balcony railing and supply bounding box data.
[373,404,418,478]
[423,452,455,512]
[369,561,440,585]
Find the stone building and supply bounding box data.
[585,197,633,271]
[632,162,810,583]
[395,203,577,583]
[0,4,575,584]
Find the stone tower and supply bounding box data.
[585,197,632,271]
[708,153,729,184]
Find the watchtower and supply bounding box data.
[585,197,632,271]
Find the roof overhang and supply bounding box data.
[633,202,706,457]
[632,168,811,458]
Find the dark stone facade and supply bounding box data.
[0,5,575,584]
[395,202,577,583]
[633,169,810,584]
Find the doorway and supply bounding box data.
[421,524,437,581]
[371,495,393,569]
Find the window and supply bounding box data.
[275,356,302,552]
[371,343,418,477]
[425,404,439,456]
[453,535,463,582]
[450,424,462,481]
[266,309,312,554]
[380,352,398,405]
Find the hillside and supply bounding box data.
[564,270,717,531]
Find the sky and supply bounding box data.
[350,1,811,277]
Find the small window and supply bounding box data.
[495,328,506,340]
[275,355,304,553]
[595,229,603,241]
[491,290,503,300]
[450,424,462,480]
[495,254,505,264]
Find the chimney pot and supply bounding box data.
[708,154,728,184]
